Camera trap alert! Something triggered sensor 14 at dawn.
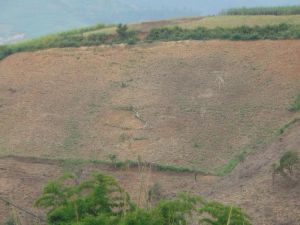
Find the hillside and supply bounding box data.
[1,0,300,42]
[0,13,300,225]
[0,108,299,225]
[1,40,300,174]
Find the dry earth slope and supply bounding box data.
[0,40,299,224]
[0,40,300,171]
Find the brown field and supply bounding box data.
[0,122,299,225]
[0,40,300,224]
[1,40,300,171]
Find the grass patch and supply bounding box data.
[87,103,101,114]
[221,5,300,16]
[113,105,135,112]
[276,117,300,135]
[288,93,300,112]
[216,150,249,176]
[90,158,210,175]
[1,154,210,175]
[180,15,300,29]
[63,118,81,150]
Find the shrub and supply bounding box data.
[288,93,300,112]
[147,182,163,204]
[117,24,129,39]
[35,173,252,225]
[35,173,133,225]
[272,151,299,183]
[199,201,252,225]
[279,151,299,174]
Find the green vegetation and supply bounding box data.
[279,151,299,174]
[272,151,299,182]
[0,23,138,60]
[146,23,300,42]
[2,20,300,61]
[288,93,300,112]
[222,5,300,16]
[180,15,300,29]
[1,218,17,225]
[35,173,252,225]
[276,117,300,135]
[216,150,249,176]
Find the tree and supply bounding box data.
[117,24,129,40]
[35,173,252,225]
[35,173,133,225]
[272,151,299,185]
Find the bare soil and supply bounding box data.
[0,40,300,224]
[0,122,299,225]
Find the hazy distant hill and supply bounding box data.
[1,0,299,43]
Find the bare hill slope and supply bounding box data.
[0,40,300,172]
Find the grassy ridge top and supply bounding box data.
[1,15,300,61]
[222,5,300,15]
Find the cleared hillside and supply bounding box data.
[0,40,300,173]
[0,119,299,225]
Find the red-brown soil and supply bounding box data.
[0,122,299,225]
[0,40,300,225]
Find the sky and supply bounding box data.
[0,0,300,43]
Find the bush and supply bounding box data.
[272,151,299,183]
[148,182,163,204]
[279,151,299,174]
[35,173,133,225]
[35,173,252,225]
[117,24,129,39]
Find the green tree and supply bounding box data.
[199,201,252,225]
[35,173,133,225]
[35,173,252,225]
[117,24,129,40]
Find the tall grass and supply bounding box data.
[222,5,300,15]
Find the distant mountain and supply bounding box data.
[0,0,299,43]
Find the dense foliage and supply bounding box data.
[145,23,300,42]
[35,173,252,225]
[221,5,300,15]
